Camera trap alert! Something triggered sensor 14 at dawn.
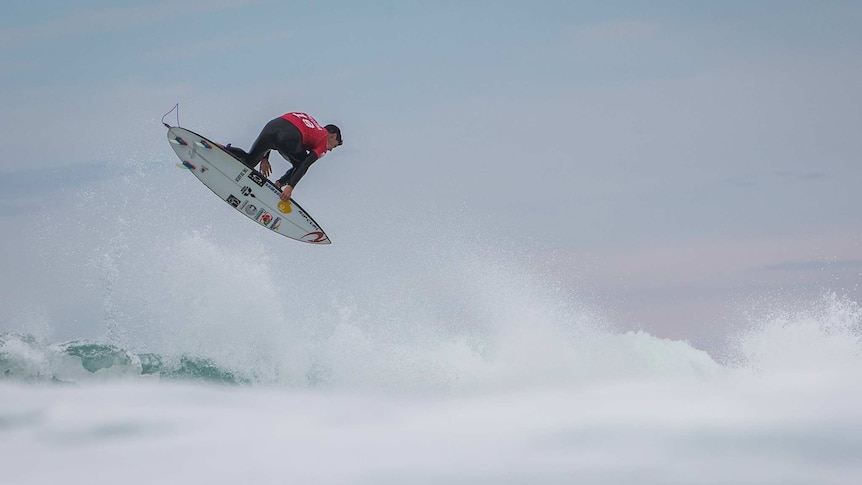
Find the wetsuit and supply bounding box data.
[227,112,330,188]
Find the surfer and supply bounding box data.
[224,112,342,201]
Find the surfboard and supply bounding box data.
[166,126,330,244]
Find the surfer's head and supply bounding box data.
[325,124,342,151]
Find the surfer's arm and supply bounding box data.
[275,168,292,188]
[276,152,318,189]
[259,151,272,178]
[275,152,317,201]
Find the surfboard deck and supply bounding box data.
[166,126,330,244]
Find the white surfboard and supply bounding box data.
[166,126,330,244]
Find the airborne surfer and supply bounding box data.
[223,112,343,202]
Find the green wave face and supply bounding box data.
[1,334,248,386]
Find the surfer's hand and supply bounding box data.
[274,181,282,189]
[280,185,293,201]
[259,158,272,178]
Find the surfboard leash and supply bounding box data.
[161,103,180,129]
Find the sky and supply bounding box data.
[0,0,860,350]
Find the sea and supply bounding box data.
[1,154,861,484]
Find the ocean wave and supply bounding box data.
[0,333,248,385]
[3,292,859,390]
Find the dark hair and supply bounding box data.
[325,124,342,145]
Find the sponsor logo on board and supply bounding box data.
[260,213,273,226]
[227,195,241,208]
[235,169,249,183]
[265,183,281,196]
[298,210,321,230]
[248,172,266,187]
[302,232,328,243]
[241,186,255,197]
[277,201,292,214]
[244,204,258,216]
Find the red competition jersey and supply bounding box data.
[280,112,329,158]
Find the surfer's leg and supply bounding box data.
[244,118,286,169]
[223,145,249,162]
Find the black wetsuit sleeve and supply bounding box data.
[277,152,319,187]
[277,168,293,186]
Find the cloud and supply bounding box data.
[140,29,294,61]
[722,170,828,188]
[571,19,662,46]
[0,59,40,71]
[723,176,758,188]
[760,260,862,272]
[774,170,827,181]
[0,0,256,48]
